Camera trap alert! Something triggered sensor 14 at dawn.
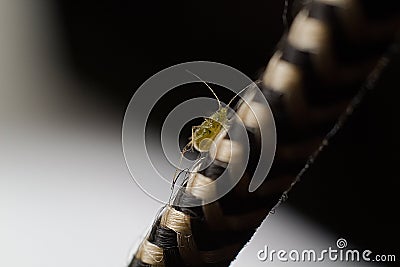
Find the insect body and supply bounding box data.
[190,107,228,152]
[171,71,247,185]
[182,70,237,154]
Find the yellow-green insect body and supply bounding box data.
[182,70,239,155]
[192,107,229,152]
[172,71,246,186]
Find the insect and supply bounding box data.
[182,70,247,154]
[171,70,247,189]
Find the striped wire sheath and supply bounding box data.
[129,1,400,266]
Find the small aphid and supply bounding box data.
[183,70,244,154]
[171,70,248,186]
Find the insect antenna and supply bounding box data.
[226,83,252,108]
[185,69,221,109]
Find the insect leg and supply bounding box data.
[169,168,190,205]
[189,125,202,152]
[172,125,200,188]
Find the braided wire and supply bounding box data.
[129,1,400,266]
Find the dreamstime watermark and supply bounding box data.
[122,61,276,206]
[257,238,396,263]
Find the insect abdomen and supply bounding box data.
[193,119,223,152]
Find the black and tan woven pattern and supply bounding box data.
[129,1,399,266]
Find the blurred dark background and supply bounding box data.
[53,0,284,108]
[53,0,399,262]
